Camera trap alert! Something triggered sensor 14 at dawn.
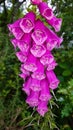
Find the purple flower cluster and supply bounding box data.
[8,1,63,116]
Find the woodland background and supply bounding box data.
[0,0,73,130]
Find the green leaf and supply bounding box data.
[62,70,72,76]
[59,63,69,69]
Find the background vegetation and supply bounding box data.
[0,0,73,129]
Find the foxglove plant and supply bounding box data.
[8,0,63,117]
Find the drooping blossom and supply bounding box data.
[31,19,47,45]
[16,51,27,63]
[46,70,60,90]
[47,16,62,32]
[36,101,48,116]
[20,64,30,76]
[38,2,54,20]
[39,79,52,101]
[22,77,31,95]
[38,2,62,32]
[8,19,21,32]
[11,33,31,52]
[30,78,41,91]
[40,51,54,66]
[19,73,28,80]
[23,53,37,72]
[8,19,24,39]
[19,65,30,80]
[45,27,63,48]
[20,12,36,33]
[11,27,24,40]
[32,60,46,80]
[26,91,39,107]
[47,61,58,71]
[16,34,31,53]
[30,43,46,57]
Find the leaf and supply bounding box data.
[59,63,69,69]
[62,70,72,76]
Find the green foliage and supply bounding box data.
[58,79,73,118]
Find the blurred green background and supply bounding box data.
[0,0,73,130]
